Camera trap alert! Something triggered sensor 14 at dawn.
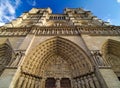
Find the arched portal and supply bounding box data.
[14,37,101,88]
[0,39,13,75]
[102,39,120,73]
[22,37,92,77]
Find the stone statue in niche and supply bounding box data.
[10,51,23,67]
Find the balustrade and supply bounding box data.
[0,26,120,36]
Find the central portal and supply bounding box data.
[14,37,93,88]
[42,55,72,88]
[45,78,71,88]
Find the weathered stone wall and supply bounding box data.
[0,69,17,88]
[0,37,25,50]
[27,35,88,53]
[81,35,120,50]
[99,68,120,88]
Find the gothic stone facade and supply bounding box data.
[0,8,120,88]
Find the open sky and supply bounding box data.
[0,0,120,26]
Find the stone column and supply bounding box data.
[31,77,35,88]
[15,74,25,88]
[56,78,61,88]
[22,75,29,88]
[81,77,86,88]
[41,78,46,88]
[84,76,89,88]
[77,78,82,88]
[74,79,78,88]
[70,78,74,88]
[35,78,40,88]
[88,75,95,88]
[92,74,101,88]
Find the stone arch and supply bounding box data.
[101,39,120,72]
[22,37,93,77]
[14,37,101,88]
[0,39,13,75]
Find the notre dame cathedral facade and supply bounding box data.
[0,8,120,88]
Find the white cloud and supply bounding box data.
[0,0,21,26]
[27,0,36,6]
[0,23,5,26]
[107,19,112,24]
[117,0,120,3]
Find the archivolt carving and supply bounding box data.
[102,39,120,72]
[21,37,93,78]
[13,37,96,88]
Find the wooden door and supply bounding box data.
[60,78,71,88]
[45,78,56,88]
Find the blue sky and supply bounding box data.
[0,0,120,26]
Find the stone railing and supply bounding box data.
[0,26,120,36]
[31,26,78,36]
[0,27,31,37]
[77,26,120,35]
